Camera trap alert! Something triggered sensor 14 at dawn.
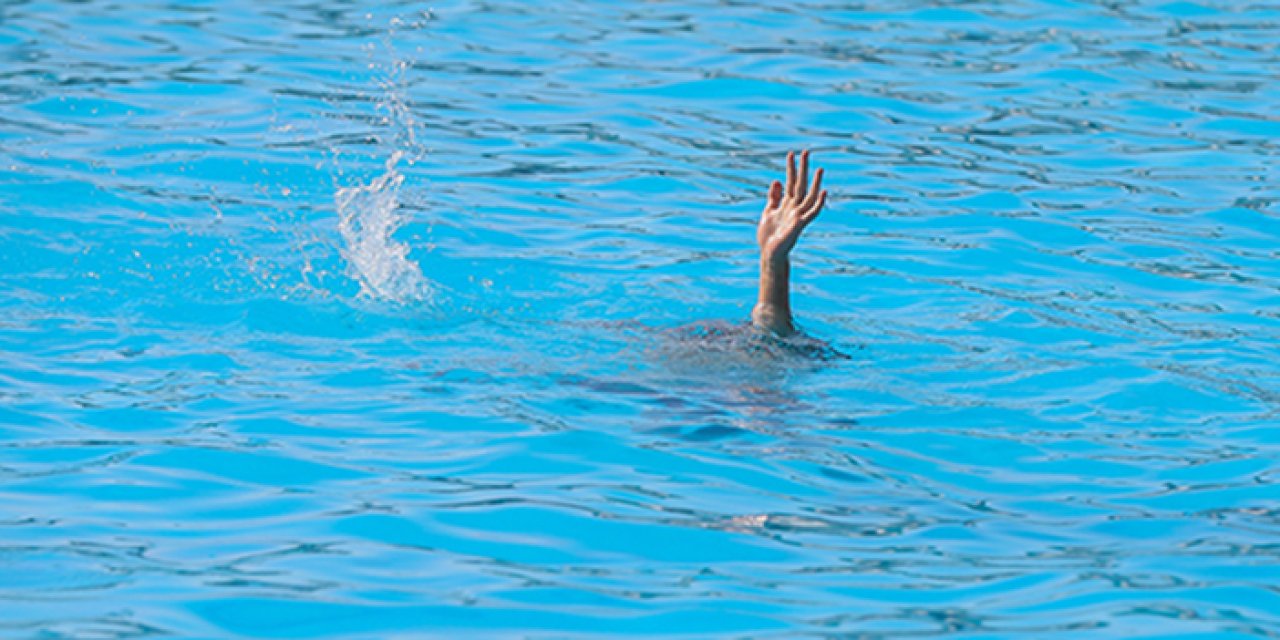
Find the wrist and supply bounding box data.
[760,252,790,270]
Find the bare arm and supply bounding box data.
[752,150,827,336]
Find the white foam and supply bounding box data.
[335,151,431,304]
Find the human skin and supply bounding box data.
[752,150,828,336]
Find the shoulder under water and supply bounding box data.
[643,318,852,396]
[663,319,851,364]
[555,318,852,442]
[562,316,851,399]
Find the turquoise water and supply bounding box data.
[3,0,1279,637]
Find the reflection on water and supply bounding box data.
[2,0,1279,637]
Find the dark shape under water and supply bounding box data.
[665,320,851,363]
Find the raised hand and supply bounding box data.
[757,150,827,265]
[752,150,828,337]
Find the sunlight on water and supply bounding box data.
[335,151,431,304]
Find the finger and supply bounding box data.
[802,190,828,223]
[801,168,824,211]
[797,150,810,200]
[767,179,783,209]
[785,151,796,199]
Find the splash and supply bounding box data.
[335,151,431,303]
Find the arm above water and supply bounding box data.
[752,150,827,337]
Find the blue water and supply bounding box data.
[3,0,1279,637]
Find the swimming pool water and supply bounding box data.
[2,1,1278,637]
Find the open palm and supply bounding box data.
[758,150,827,262]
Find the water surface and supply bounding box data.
[2,0,1279,637]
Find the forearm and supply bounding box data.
[752,255,795,336]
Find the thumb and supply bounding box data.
[767,180,783,209]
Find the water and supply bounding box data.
[2,0,1279,637]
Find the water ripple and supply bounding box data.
[2,0,1279,637]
